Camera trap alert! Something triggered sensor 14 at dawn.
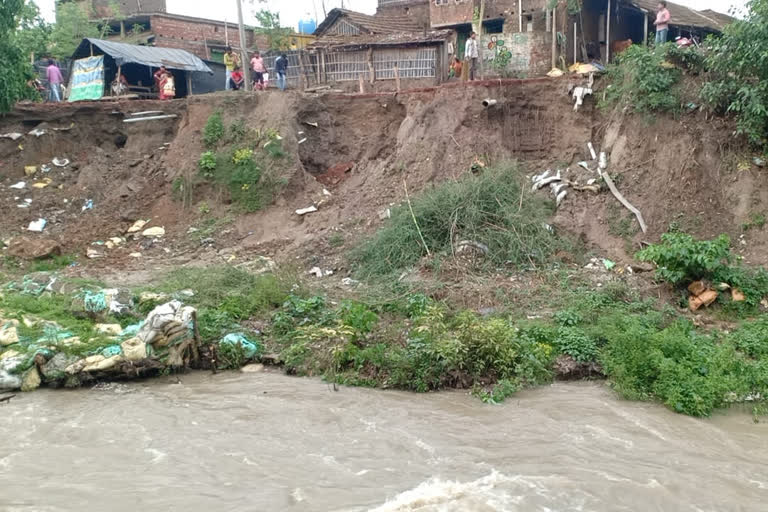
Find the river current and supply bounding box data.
[2,371,767,511]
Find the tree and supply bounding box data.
[0,0,38,113]
[252,9,293,51]
[49,1,100,59]
[701,0,768,148]
[14,1,51,61]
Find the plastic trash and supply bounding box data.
[602,259,616,270]
[100,345,123,358]
[27,219,47,232]
[28,128,46,137]
[52,157,69,167]
[296,206,318,215]
[219,333,260,359]
[0,133,23,141]
[9,181,25,189]
[82,199,93,211]
[24,166,37,176]
[127,220,148,233]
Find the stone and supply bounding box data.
[0,349,20,360]
[121,337,147,362]
[42,353,80,380]
[20,367,41,392]
[7,236,61,260]
[241,363,265,373]
[142,226,165,237]
[687,280,707,297]
[127,219,148,233]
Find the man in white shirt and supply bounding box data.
[464,31,479,81]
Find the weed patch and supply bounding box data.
[352,163,566,278]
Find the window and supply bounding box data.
[484,19,504,34]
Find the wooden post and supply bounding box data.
[187,74,193,96]
[546,9,551,32]
[236,0,251,91]
[477,0,485,79]
[320,50,326,84]
[643,12,649,45]
[518,0,522,32]
[298,51,307,91]
[116,64,121,96]
[573,22,577,64]
[551,8,557,69]
[606,0,612,62]
[394,64,400,92]
[90,43,94,57]
[358,75,364,93]
[120,20,125,38]
[367,47,375,84]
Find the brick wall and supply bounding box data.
[377,0,431,28]
[480,30,550,77]
[150,15,269,60]
[91,0,166,17]
[430,0,474,27]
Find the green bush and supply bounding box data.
[555,327,598,363]
[701,0,768,147]
[602,43,681,113]
[198,151,216,178]
[352,163,564,278]
[203,111,224,147]
[636,232,731,284]
[600,315,766,417]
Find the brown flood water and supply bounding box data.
[1,371,767,511]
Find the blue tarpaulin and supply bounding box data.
[72,38,213,74]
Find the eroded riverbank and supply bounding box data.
[2,372,767,511]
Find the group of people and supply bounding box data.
[223,46,289,92]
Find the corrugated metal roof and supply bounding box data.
[315,8,423,36]
[310,30,452,50]
[699,9,736,28]
[73,38,213,73]
[624,1,731,31]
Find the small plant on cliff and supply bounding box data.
[636,232,731,285]
[602,43,681,113]
[203,111,225,147]
[198,151,216,178]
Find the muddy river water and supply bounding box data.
[2,371,767,511]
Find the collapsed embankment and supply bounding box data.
[2,80,768,415]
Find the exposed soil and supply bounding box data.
[1,78,767,287]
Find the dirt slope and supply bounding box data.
[1,80,766,278]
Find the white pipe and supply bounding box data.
[606,0,612,62]
[123,114,179,123]
[482,98,497,107]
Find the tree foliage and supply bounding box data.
[49,1,100,59]
[701,0,768,147]
[0,0,37,113]
[252,9,293,51]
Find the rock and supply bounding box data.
[86,248,104,259]
[142,226,165,238]
[0,321,20,346]
[241,363,265,373]
[689,289,719,311]
[687,280,707,297]
[42,353,80,381]
[238,256,276,275]
[309,266,323,277]
[20,367,41,392]
[732,288,746,302]
[127,219,148,233]
[121,337,147,361]
[7,236,61,260]
[0,370,21,390]
[378,208,391,220]
[0,349,20,360]
[554,354,604,379]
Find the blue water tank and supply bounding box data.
[298,16,317,34]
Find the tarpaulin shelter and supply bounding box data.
[70,38,213,99]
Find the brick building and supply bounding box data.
[100,12,269,62]
[376,0,431,28]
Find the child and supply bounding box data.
[230,66,245,90]
[449,57,463,79]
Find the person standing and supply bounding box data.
[275,53,288,91]
[654,1,671,45]
[250,52,266,90]
[223,47,239,90]
[464,32,479,81]
[46,59,63,103]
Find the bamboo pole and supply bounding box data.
[606,0,612,62]
[236,0,251,92]
[551,9,556,69]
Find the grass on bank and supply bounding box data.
[351,163,567,279]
